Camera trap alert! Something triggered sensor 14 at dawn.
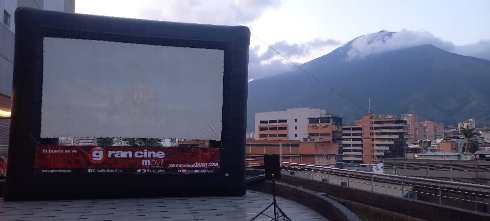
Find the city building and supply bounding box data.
[306,115,342,142]
[458,118,476,130]
[417,120,444,141]
[342,114,408,164]
[401,113,417,144]
[249,108,342,167]
[255,107,327,141]
[401,113,444,143]
[437,140,460,153]
[341,125,363,163]
[245,139,338,167]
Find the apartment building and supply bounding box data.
[255,108,327,141]
[401,113,417,143]
[250,108,342,166]
[402,113,444,143]
[306,115,342,142]
[245,139,338,167]
[342,114,408,164]
[418,120,444,141]
[342,125,363,163]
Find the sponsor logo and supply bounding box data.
[142,159,151,166]
[89,147,104,163]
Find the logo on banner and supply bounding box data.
[89,147,104,163]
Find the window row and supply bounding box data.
[308,133,331,137]
[259,134,288,138]
[247,143,300,147]
[259,126,287,131]
[259,119,287,124]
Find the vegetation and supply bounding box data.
[96,137,114,147]
[459,128,479,153]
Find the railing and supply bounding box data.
[282,162,490,213]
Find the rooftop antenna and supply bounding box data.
[368,97,372,113]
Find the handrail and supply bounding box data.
[282,162,490,191]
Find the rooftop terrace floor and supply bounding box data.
[0,190,326,221]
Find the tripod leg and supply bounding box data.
[275,204,292,221]
[250,201,274,221]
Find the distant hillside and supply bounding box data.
[248,32,490,130]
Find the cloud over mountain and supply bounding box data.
[344,30,490,62]
[346,30,455,60]
[455,40,490,61]
[140,0,281,25]
[248,38,341,79]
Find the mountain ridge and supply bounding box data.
[247,38,490,130]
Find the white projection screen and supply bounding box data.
[41,37,224,140]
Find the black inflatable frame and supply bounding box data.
[6,8,249,200]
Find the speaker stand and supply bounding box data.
[250,179,291,221]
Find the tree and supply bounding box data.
[97,137,114,147]
[122,138,137,146]
[121,138,162,147]
[460,128,479,153]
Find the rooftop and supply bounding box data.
[0,190,326,221]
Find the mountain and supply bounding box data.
[247,31,490,130]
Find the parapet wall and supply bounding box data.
[281,175,490,221]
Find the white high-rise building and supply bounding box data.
[254,108,328,141]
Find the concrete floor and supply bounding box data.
[0,190,327,221]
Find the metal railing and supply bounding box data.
[282,162,490,213]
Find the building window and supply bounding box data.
[259,120,268,124]
[278,119,287,123]
[294,134,297,137]
[319,117,330,123]
[3,10,11,27]
[259,127,268,131]
[259,134,267,138]
[294,118,297,123]
[294,126,297,130]
[308,118,318,123]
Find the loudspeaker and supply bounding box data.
[264,154,281,179]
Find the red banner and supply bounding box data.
[34,145,220,174]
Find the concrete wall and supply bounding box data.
[281,175,490,221]
[384,159,490,184]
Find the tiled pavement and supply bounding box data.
[0,190,327,221]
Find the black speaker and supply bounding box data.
[264,154,281,179]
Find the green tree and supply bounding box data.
[97,137,114,147]
[146,138,163,147]
[460,128,479,153]
[123,138,137,146]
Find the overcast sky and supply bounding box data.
[76,0,490,79]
